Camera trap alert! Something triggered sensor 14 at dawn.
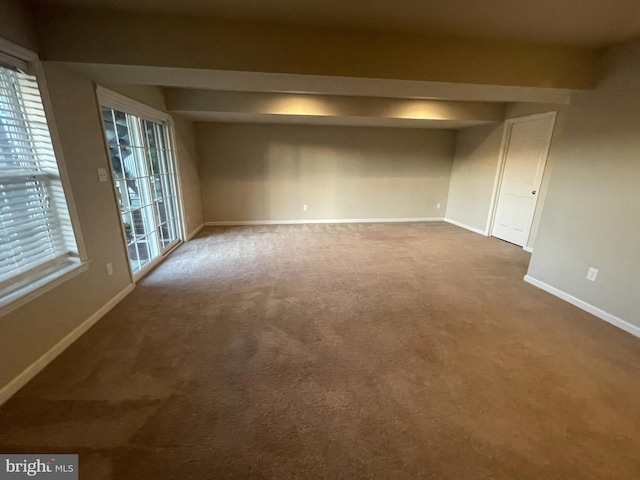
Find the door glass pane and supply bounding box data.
[119,146,140,178]
[155,122,168,151]
[165,198,176,223]
[148,149,162,175]
[128,243,141,272]
[121,211,133,241]
[140,205,156,238]
[100,107,182,276]
[166,218,178,243]
[155,199,168,225]
[152,175,164,200]
[143,120,157,150]
[136,239,151,269]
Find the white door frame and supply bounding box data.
[95,86,188,282]
[485,112,557,249]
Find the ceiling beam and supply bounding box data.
[58,63,574,104]
[164,88,505,128]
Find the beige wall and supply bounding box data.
[173,116,204,234]
[0,63,133,390]
[196,123,455,222]
[445,123,505,232]
[100,84,205,235]
[528,40,640,327]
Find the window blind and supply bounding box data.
[0,62,78,297]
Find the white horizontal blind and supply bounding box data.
[0,62,78,295]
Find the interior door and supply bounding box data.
[491,114,556,246]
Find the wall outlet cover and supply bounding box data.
[97,168,109,182]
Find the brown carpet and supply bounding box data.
[1,222,639,479]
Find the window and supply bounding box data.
[0,55,81,308]
[99,100,182,277]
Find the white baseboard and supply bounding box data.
[444,218,488,236]
[204,217,444,226]
[187,223,205,240]
[523,246,534,253]
[524,275,640,338]
[0,283,135,406]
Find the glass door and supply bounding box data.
[100,107,181,277]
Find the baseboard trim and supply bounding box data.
[187,223,205,240]
[524,275,640,338]
[523,246,534,253]
[204,217,444,226]
[0,283,135,406]
[444,218,488,236]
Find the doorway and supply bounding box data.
[98,94,183,278]
[491,113,556,248]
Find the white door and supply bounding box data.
[491,113,556,246]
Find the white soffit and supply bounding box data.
[170,111,494,129]
[58,63,574,105]
[164,89,505,128]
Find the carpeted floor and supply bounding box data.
[1,222,639,479]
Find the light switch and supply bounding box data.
[97,168,109,182]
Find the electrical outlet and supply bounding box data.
[303,204,308,211]
[106,262,113,276]
[97,168,109,182]
[586,267,598,282]
[436,202,441,209]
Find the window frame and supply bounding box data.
[0,37,89,317]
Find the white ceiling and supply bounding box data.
[36,0,640,46]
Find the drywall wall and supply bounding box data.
[445,123,505,233]
[0,62,133,391]
[173,116,204,234]
[100,84,205,235]
[527,40,640,327]
[196,123,455,222]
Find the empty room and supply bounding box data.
[0,0,639,478]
